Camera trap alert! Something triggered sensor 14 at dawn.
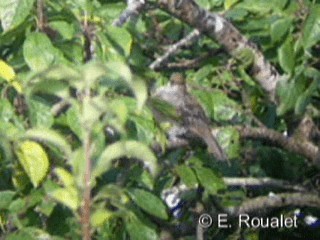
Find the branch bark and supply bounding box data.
[229,193,320,216]
[237,126,320,168]
[223,177,307,192]
[157,0,280,101]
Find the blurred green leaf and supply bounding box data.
[175,165,198,188]
[24,128,72,158]
[49,187,79,210]
[28,97,54,128]
[23,32,67,71]
[303,4,320,49]
[128,188,168,220]
[225,0,241,10]
[0,0,35,31]
[0,191,15,210]
[15,141,49,187]
[277,76,306,115]
[91,209,113,227]
[125,212,158,240]
[271,18,291,43]
[193,166,226,195]
[49,21,75,40]
[278,36,295,74]
[93,140,158,178]
[54,167,75,187]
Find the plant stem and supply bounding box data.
[82,135,92,240]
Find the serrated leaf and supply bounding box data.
[175,165,198,188]
[278,36,295,74]
[0,0,36,31]
[24,128,72,158]
[126,213,158,240]
[93,140,158,178]
[271,18,291,43]
[193,166,225,195]
[23,32,67,71]
[15,141,49,187]
[303,5,320,49]
[128,188,168,220]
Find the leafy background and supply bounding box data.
[0,0,320,239]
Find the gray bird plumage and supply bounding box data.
[152,73,228,162]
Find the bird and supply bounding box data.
[152,73,228,162]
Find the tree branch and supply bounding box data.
[150,29,201,70]
[223,177,307,192]
[229,193,320,216]
[237,126,320,168]
[157,0,280,101]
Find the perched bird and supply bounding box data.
[152,73,228,162]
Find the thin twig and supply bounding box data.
[113,0,146,27]
[150,29,201,70]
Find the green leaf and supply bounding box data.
[49,21,75,40]
[130,79,147,112]
[23,32,67,71]
[28,97,54,128]
[277,76,306,115]
[91,209,113,227]
[193,166,225,195]
[271,18,291,43]
[128,188,168,220]
[126,213,159,240]
[224,0,240,10]
[294,79,318,115]
[0,0,35,31]
[105,26,132,57]
[0,99,14,122]
[0,191,15,210]
[278,36,295,74]
[175,165,198,188]
[303,5,320,49]
[49,187,79,210]
[15,141,49,187]
[218,127,240,159]
[24,128,72,158]
[67,104,83,140]
[93,140,158,178]
[0,60,22,93]
[54,167,75,187]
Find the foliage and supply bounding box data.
[0,0,319,239]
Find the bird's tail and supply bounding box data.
[191,126,229,163]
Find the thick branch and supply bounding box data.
[238,126,320,168]
[157,0,280,100]
[223,177,307,192]
[229,193,320,216]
